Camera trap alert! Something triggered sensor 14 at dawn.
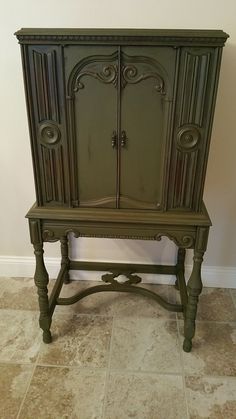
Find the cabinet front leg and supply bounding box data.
[33,243,52,343]
[183,250,204,352]
[60,235,70,284]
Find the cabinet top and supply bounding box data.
[15,28,229,46]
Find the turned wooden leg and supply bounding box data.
[183,249,204,352]
[175,247,186,290]
[60,235,70,284]
[33,243,52,343]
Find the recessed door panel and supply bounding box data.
[120,47,175,209]
[65,47,118,207]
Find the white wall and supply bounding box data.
[0,0,236,279]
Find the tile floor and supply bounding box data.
[0,276,236,418]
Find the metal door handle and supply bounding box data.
[111,130,117,148]
[121,130,127,147]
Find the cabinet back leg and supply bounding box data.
[60,236,70,284]
[33,243,52,343]
[175,247,186,290]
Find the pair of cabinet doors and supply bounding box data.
[28,43,216,211]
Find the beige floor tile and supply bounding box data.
[38,313,112,367]
[19,365,106,419]
[196,288,236,322]
[185,376,236,419]
[0,363,34,419]
[0,277,54,310]
[0,310,41,363]
[230,289,236,307]
[57,280,176,319]
[104,371,188,419]
[177,287,236,322]
[110,318,182,373]
[179,321,236,376]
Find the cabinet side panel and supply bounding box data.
[27,45,69,206]
[20,45,43,205]
[168,47,222,211]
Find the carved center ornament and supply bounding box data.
[177,125,201,152]
[39,122,61,145]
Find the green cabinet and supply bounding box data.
[15,28,228,352]
[19,35,227,213]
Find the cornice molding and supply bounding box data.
[14,29,229,46]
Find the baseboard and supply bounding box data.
[0,256,235,288]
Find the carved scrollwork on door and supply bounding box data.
[121,64,166,94]
[69,51,167,95]
[68,52,118,96]
[121,52,168,95]
[74,64,118,91]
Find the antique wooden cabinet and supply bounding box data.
[15,28,228,352]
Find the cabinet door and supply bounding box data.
[119,46,176,210]
[65,46,118,208]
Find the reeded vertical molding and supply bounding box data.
[60,44,71,207]
[40,145,65,204]
[197,47,223,208]
[33,49,60,123]
[20,45,43,205]
[179,52,210,127]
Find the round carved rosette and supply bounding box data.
[177,125,200,152]
[39,122,61,145]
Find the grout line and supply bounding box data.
[0,308,39,314]
[6,362,184,378]
[104,368,184,377]
[35,362,108,371]
[16,342,43,419]
[183,374,236,381]
[101,316,115,419]
[0,360,36,366]
[176,318,190,419]
[177,318,236,325]
[3,358,236,380]
[53,310,178,321]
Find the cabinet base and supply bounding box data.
[28,209,210,352]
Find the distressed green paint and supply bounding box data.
[16,28,228,352]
